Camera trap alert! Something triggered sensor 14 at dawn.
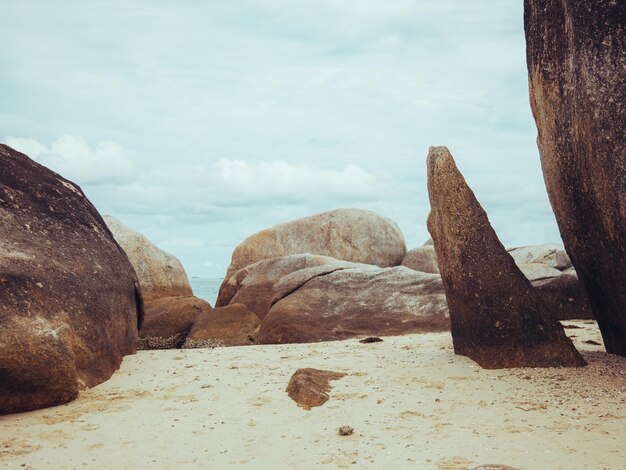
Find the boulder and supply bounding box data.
[507,244,571,271]
[104,215,192,302]
[426,146,584,368]
[220,253,355,318]
[139,296,211,349]
[401,246,439,274]
[0,144,142,415]
[286,368,346,410]
[257,265,449,344]
[218,208,407,299]
[518,263,562,282]
[533,274,594,321]
[525,1,626,355]
[183,304,260,348]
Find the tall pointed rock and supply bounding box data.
[426,146,584,368]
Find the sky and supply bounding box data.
[1,1,562,278]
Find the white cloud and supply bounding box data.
[4,135,137,186]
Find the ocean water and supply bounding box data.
[189,277,224,306]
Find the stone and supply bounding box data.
[533,274,594,321]
[218,208,407,300]
[286,368,346,410]
[139,296,211,349]
[525,1,626,355]
[220,253,355,319]
[104,215,192,302]
[183,303,260,348]
[507,244,571,271]
[401,245,439,274]
[426,146,585,368]
[258,265,449,344]
[518,263,562,282]
[0,145,142,415]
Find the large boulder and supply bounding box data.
[426,146,584,368]
[507,244,571,271]
[218,253,355,318]
[139,296,211,349]
[183,303,260,348]
[533,274,594,321]
[104,215,192,302]
[401,245,439,274]
[218,208,406,299]
[525,1,626,355]
[0,145,142,415]
[257,265,449,344]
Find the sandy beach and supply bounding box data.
[1,320,623,470]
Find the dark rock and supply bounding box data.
[139,296,210,349]
[286,368,346,410]
[183,303,260,348]
[0,144,142,415]
[533,274,594,320]
[525,1,626,355]
[426,146,585,368]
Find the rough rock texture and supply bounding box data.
[401,245,440,274]
[218,208,407,299]
[183,303,260,348]
[534,274,594,321]
[221,254,355,319]
[285,368,346,410]
[104,215,192,302]
[258,265,449,344]
[426,146,584,368]
[508,244,571,271]
[0,145,142,415]
[518,263,562,282]
[525,1,626,355]
[139,296,210,349]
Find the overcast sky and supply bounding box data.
[1,1,561,278]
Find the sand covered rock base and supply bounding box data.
[1,321,623,469]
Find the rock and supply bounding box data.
[183,304,260,348]
[525,1,626,355]
[286,368,346,410]
[104,215,192,302]
[258,265,449,344]
[518,263,562,282]
[507,244,571,271]
[426,146,585,368]
[0,145,142,415]
[219,253,355,318]
[139,296,211,349]
[533,274,594,321]
[401,245,439,274]
[218,208,407,298]
[338,426,354,436]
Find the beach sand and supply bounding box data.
[1,320,624,469]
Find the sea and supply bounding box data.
[189,277,224,306]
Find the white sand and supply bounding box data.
[1,320,624,470]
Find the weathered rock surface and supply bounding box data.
[104,215,192,302]
[525,1,626,355]
[533,274,594,321]
[401,245,439,274]
[183,303,260,348]
[218,208,407,299]
[518,263,562,282]
[139,296,210,349]
[508,244,571,271]
[286,368,346,410]
[258,265,449,344]
[220,254,355,318]
[0,144,142,415]
[426,146,584,368]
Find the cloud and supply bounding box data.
[3,135,137,186]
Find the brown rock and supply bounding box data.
[401,245,440,274]
[104,215,192,301]
[426,146,585,368]
[258,265,449,344]
[218,208,407,300]
[139,296,211,349]
[533,273,594,321]
[183,303,260,348]
[221,253,355,318]
[286,368,346,410]
[0,145,142,415]
[525,1,626,355]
